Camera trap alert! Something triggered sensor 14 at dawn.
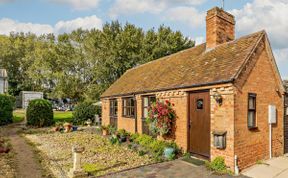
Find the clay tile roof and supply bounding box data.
[102,31,265,98]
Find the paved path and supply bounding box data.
[242,154,288,178]
[0,123,43,178]
[105,159,247,178]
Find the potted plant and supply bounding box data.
[146,100,176,139]
[63,122,72,133]
[117,129,128,143]
[101,125,109,136]
[108,125,117,135]
[164,147,176,160]
[52,122,63,132]
[72,125,78,131]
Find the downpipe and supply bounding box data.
[234,155,239,176]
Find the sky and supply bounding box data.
[0,0,287,79]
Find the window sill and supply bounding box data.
[248,126,258,131]
[122,116,135,119]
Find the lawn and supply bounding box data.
[13,110,73,123]
[53,111,73,123]
[13,110,26,123]
[24,128,155,177]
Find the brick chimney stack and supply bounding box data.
[206,7,235,49]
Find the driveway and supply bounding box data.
[104,159,248,178]
[242,154,288,178]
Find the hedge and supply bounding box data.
[0,94,14,126]
[26,99,54,127]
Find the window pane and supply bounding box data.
[144,108,148,118]
[131,99,135,107]
[123,99,127,107]
[150,97,156,103]
[124,107,127,116]
[248,111,255,127]
[196,99,204,109]
[248,97,255,110]
[144,97,149,107]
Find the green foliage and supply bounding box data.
[130,133,179,159]
[108,125,117,135]
[138,150,146,156]
[0,23,194,100]
[101,124,109,131]
[205,156,232,175]
[83,163,104,174]
[109,135,119,145]
[0,94,14,126]
[117,129,128,137]
[26,99,54,127]
[73,101,97,124]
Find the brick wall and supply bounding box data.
[101,99,110,126]
[206,7,235,49]
[156,90,188,150]
[210,86,235,169]
[234,46,284,170]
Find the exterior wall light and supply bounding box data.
[213,92,223,105]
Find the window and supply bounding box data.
[123,97,136,118]
[248,93,257,129]
[142,96,156,118]
[142,95,156,136]
[109,99,118,117]
[196,99,204,110]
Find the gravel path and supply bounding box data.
[0,123,43,178]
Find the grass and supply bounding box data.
[53,111,73,123]
[13,109,73,123]
[13,109,26,123]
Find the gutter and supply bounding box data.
[101,79,234,99]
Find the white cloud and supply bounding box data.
[0,15,103,35]
[109,0,206,18]
[231,0,288,50]
[55,15,102,34]
[194,36,204,45]
[165,7,205,28]
[0,18,53,35]
[230,0,288,78]
[48,0,101,10]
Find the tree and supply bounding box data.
[0,21,195,101]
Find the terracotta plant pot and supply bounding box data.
[63,123,72,133]
[157,135,165,141]
[102,129,108,136]
[52,126,60,132]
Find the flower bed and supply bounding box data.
[24,128,155,177]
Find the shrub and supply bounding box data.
[26,99,54,127]
[73,101,97,124]
[0,94,14,126]
[205,156,232,175]
[130,133,179,160]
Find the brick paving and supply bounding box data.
[105,159,248,178]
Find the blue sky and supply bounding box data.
[0,0,287,79]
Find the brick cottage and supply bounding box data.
[101,7,285,171]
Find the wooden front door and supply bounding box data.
[189,91,211,158]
